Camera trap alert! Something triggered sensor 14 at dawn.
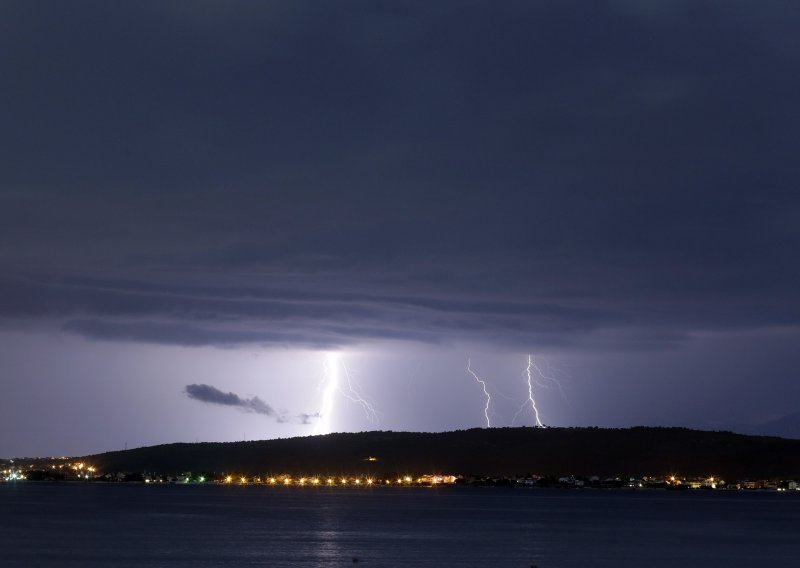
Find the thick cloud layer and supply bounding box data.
[1,1,799,351]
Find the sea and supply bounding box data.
[1,483,798,567]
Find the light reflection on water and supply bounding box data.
[1,484,798,567]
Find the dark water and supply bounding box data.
[1,484,798,567]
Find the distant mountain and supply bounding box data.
[80,427,800,479]
[704,411,800,440]
[752,412,800,439]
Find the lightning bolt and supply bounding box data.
[512,354,544,427]
[313,352,378,435]
[529,357,568,402]
[341,361,379,424]
[313,352,340,435]
[466,358,492,428]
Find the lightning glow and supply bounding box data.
[313,352,378,435]
[466,358,492,428]
[512,354,544,427]
[313,352,340,435]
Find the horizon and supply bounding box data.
[6,422,800,461]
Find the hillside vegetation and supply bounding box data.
[84,427,800,478]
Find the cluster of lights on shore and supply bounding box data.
[2,461,95,481]
[2,470,25,481]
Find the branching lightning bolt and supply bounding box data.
[512,354,544,427]
[341,361,378,424]
[466,358,492,428]
[313,353,340,435]
[529,357,568,402]
[313,352,378,435]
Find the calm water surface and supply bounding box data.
[1,483,798,567]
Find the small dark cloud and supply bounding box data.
[184,383,315,425]
[297,413,319,425]
[184,383,277,416]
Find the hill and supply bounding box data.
[82,427,800,479]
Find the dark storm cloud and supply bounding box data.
[184,383,313,423]
[185,384,276,416]
[1,1,799,350]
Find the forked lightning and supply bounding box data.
[313,352,378,435]
[466,358,492,428]
[512,354,544,427]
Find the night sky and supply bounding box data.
[2,1,799,457]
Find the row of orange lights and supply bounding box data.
[223,475,419,485]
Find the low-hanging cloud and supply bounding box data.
[184,383,314,424]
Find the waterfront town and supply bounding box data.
[2,457,798,492]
